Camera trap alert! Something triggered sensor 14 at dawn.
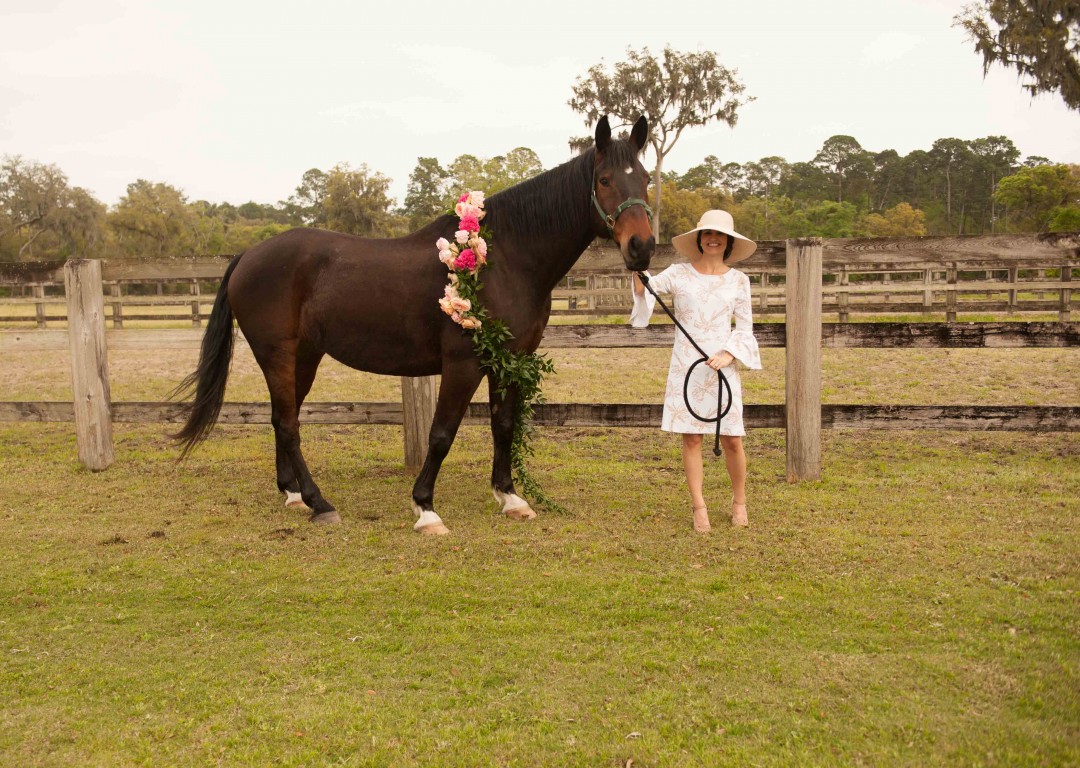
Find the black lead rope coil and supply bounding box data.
[637,272,732,456]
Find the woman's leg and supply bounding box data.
[682,433,710,531]
[719,436,746,504]
[720,435,748,526]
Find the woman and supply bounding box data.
[631,210,762,533]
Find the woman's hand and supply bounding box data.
[707,352,734,370]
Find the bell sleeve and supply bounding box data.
[629,266,676,328]
[721,272,763,370]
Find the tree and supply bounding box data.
[108,179,197,258]
[0,156,107,260]
[994,163,1080,230]
[402,156,450,230]
[320,163,400,237]
[929,138,976,233]
[569,45,751,238]
[813,136,867,204]
[857,203,928,237]
[282,168,329,226]
[955,1,1080,110]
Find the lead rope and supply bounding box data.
[637,272,732,456]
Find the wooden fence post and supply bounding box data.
[401,375,437,474]
[33,284,46,328]
[64,259,114,471]
[785,238,822,482]
[1061,265,1072,322]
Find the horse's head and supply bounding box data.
[591,115,655,272]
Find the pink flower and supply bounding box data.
[455,229,469,245]
[454,202,481,220]
[438,297,455,316]
[459,215,480,233]
[467,191,485,208]
[458,193,469,203]
[472,236,487,258]
[439,248,456,266]
[460,316,482,330]
[435,237,450,251]
[453,249,477,271]
[449,296,471,313]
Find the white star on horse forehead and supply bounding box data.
[624,166,634,175]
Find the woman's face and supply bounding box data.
[699,229,729,257]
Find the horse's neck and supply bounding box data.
[506,229,597,298]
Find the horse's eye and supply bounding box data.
[599,176,611,187]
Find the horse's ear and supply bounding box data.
[594,116,611,152]
[630,116,649,153]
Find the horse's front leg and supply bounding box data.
[488,378,536,521]
[410,359,484,536]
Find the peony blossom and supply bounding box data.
[449,296,471,313]
[454,202,481,220]
[467,190,485,208]
[459,215,480,233]
[453,249,477,271]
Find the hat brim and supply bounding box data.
[671,227,757,265]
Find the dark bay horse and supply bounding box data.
[173,116,655,534]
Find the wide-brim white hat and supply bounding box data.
[671,209,757,264]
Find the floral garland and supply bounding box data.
[436,192,561,512]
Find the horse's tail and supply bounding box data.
[170,253,243,457]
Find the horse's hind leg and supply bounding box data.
[411,358,484,535]
[257,343,338,523]
[488,379,536,521]
[279,351,323,511]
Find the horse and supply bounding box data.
[172,116,655,535]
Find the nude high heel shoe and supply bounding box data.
[692,505,711,533]
[731,499,748,527]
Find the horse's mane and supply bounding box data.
[485,140,642,243]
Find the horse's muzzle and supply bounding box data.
[623,234,656,272]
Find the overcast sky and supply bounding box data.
[3,0,1078,209]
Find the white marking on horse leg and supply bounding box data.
[411,502,450,536]
[493,489,537,521]
[284,490,308,509]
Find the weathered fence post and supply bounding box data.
[785,238,822,482]
[64,259,114,471]
[1061,265,1072,322]
[33,283,46,328]
[190,279,202,328]
[401,376,437,474]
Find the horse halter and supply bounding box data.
[591,172,653,236]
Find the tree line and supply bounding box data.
[2,135,1076,263]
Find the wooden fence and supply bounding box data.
[1,234,1078,481]
[2,234,1077,326]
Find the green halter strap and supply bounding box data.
[591,174,653,236]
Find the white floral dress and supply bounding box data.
[631,263,762,435]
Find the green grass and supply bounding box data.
[1,424,1078,766]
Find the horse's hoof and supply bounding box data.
[417,522,451,536]
[504,506,537,521]
[309,510,341,524]
[284,491,310,510]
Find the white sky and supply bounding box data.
[2,0,1078,208]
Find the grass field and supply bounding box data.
[1,336,1078,765]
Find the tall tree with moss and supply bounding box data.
[955,1,1080,110]
[569,46,751,239]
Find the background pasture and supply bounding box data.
[1,337,1078,765]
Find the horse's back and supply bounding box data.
[228,227,456,376]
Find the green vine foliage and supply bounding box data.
[443,222,565,514]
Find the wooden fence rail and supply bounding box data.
[2,233,1079,480]
[3,234,1077,325]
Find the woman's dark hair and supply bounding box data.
[696,230,736,261]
